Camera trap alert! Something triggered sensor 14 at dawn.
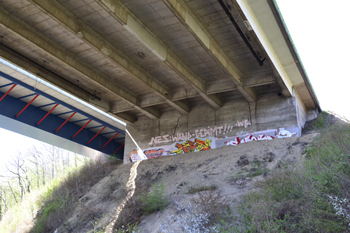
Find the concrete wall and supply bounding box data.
[124,91,301,163]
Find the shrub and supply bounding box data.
[187,185,217,194]
[141,183,168,215]
[236,123,350,232]
[29,158,120,232]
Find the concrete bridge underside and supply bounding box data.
[0,0,320,161]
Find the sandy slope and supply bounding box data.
[56,132,318,233]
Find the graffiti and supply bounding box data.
[224,137,240,146]
[149,120,252,145]
[257,134,275,141]
[171,138,212,155]
[235,120,251,128]
[275,128,297,138]
[241,134,257,143]
[223,128,294,147]
[128,150,142,163]
[126,127,300,164]
[143,148,165,159]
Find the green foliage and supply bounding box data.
[311,111,328,129]
[214,219,241,233]
[141,183,168,215]
[187,185,217,194]
[27,158,118,232]
[115,223,140,233]
[236,123,350,232]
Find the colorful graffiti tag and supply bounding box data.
[171,138,211,155]
[143,148,165,159]
[125,127,299,164]
[222,128,295,147]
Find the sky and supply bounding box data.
[0,0,349,167]
[276,0,350,118]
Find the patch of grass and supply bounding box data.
[187,185,217,194]
[226,171,245,183]
[311,111,328,129]
[141,183,169,215]
[115,223,139,233]
[247,167,270,178]
[236,123,350,232]
[247,160,269,178]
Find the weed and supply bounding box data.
[236,123,350,232]
[311,111,328,129]
[226,171,245,184]
[214,219,241,233]
[141,183,168,215]
[28,158,119,232]
[115,223,139,233]
[191,190,228,223]
[247,160,269,178]
[247,167,269,178]
[187,185,218,194]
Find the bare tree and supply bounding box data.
[6,154,26,200]
[27,145,44,189]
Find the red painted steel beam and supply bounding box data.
[72,119,92,139]
[113,143,125,154]
[16,94,39,118]
[100,132,119,150]
[55,112,76,132]
[36,103,59,125]
[0,83,17,102]
[87,126,106,145]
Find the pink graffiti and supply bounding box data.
[235,120,251,128]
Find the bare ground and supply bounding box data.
[56,131,319,233]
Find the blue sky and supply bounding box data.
[0,0,349,167]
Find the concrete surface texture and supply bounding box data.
[0,0,320,157]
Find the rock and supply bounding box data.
[177,182,186,188]
[237,155,249,167]
[263,152,275,162]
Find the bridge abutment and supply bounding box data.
[124,91,313,163]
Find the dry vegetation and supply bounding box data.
[1,112,350,233]
[29,158,121,233]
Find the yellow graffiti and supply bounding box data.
[171,138,211,155]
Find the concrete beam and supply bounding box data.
[30,0,189,115]
[97,0,222,109]
[236,0,294,96]
[163,0,257,103]
[111,80,241,113]
[0,5,160,120]
[0,45,136,124]
[206,80,236,94]
[243,73,276,87]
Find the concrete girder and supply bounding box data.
[0,45,136,124]
[0,5,161,120]
[163,0,258,103]
[110,79,240,114]
[97,0,222,109]
[30,0,190,115]
[243,73,276,87]
[227,0,291,97]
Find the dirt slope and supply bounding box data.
[55,132,319,233]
